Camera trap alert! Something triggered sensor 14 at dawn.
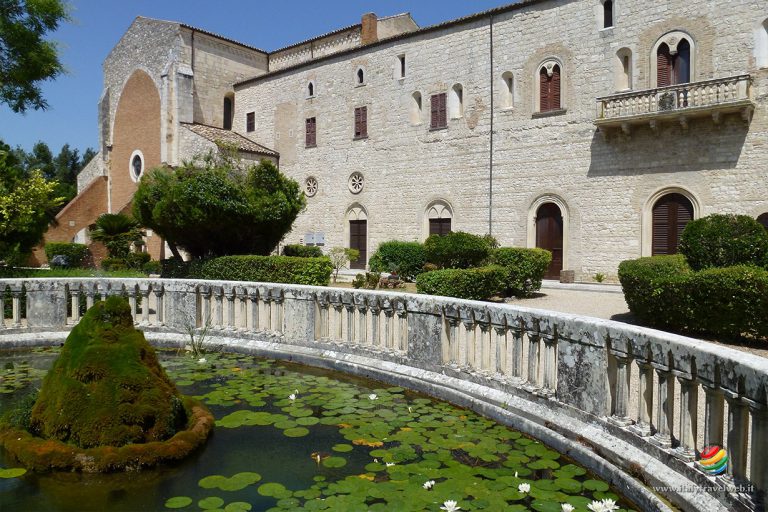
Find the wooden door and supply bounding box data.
[652,193,693,255]
[536,203,563,279]
[349,220,367,270]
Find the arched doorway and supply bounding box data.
[652,193,693,255]
[536,203,563,279]
[347,205,368,270]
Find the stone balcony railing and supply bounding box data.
[1,278,767,511]
[595,75,754,134]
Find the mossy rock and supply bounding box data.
[29,297,186,448]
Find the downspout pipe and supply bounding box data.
[489,14,494,236]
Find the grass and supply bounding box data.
[0,268,147,279]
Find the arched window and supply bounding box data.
[603,0,614,28]
[223,95,233,130]
[501,72,514,109]
[449,83,463,119]
[536,203,564,279]
[652,193,694,255]
[756,19,768,68]
[615,48,632,91]
[307,81,315,98]
[356,68,365,85]
[426,201,453,237]
[129,150,144,182]
[656,37,692,87]
[347,205,368,269]
[410,91,422,125]
[539,63,561,112]
[757,212,768,231]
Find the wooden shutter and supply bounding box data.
[438,93,447,128]
[306,117,316,147]
[246,112,255,132]
[540,68,550,112]
[652,202,670,255]
[361,106,367,137]
[551,65,561,110]
[653,194,693,255]
[657,44,672,87]
[431,93,447,128]
[354,108,361,138]
[349,220,367,269]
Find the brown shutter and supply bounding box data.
[430,95,439,128]
[540,68,550,112]
[306,117,316,147]
[657,44,672,87]
[653,194,694,255]
[652,202,670,256]
[430,94,447,129]
[438,93,447,128]
[354,108,361,137]
[361,106,367,137]
[551,65,561,110]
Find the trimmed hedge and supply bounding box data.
[424,231,493,269]
[197,255,332,286]
[491,247,552,296]
[368,241,426,281]
[283,244,324,258]
[44,243,88,268]
[679,214,768,271]
[416,265,506,301]
[618,256,768,339]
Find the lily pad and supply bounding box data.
[199,472,261,491]
[224,503,252,512]
[332,444,353,452]
[164,496,193,509]
[258,482,288,497]
[198,496,225,509]
[584,479,610,492]
[283,427,310,437]
[322,456,347,468]
[0,468,27,478]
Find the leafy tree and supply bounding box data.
[133,154,306,259]
[328,247,359,283]
[0,0,69,113]
[88,213,144,259]
[0,142,64,264]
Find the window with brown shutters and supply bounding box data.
[246,112,255,132]
[539,65,561,112]
[652,193,694,255]
[430,93,447,129]
[305,117,316,147]
[354,106,368,139]
[657,43,672,88]
[429,218,452,236]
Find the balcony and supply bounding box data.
[595,74,754,135]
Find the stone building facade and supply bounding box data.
[46,1,768,280]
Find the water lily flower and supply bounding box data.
[423,480,435,490]
[197,357,206,363]
[514,471,518,478]
[408,406,413,413]
[600,499,619,511]
[369,393,378,400]
[440,500,461,512]
[288,393,296,401]
[588,501,607,512]
[518,482,531,493]
[562,504,575,512]
[385,462,395,467]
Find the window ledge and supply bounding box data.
[353,135,368,141]
[429,126,448,132]
[500,107,514,112]
[600,26,615,32]
[305,144,317,149]
[306,95,316,100]
[355,83,367,88]
[532,108,567,119]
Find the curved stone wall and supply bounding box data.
[1,278,766,511]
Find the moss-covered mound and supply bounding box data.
[0,296,214,472]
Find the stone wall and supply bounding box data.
[235,0,768,280]
[76,152,104,193]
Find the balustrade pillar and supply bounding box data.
[333,303,344,340]
[609,355,633,427]
[356,305,368,344]
[540,334,556,397]
[510,326,523,378]
[272,297,283,333]
[225,290,236,330]
[478,322,491,372]
[630,360,654,437]
[383,310,395,349]
[200,287,212,327]
[748,401,768,498]
[650,366,675,449]
[492,326,506,375]
[723,392,749,485]
[70,288,82,324]
[345,304,356,342]
[139,286,151,326]
[673,374,698,461]
[214,288,224,329]
[445,318,459,365]
[85,287,95,309]
[396,308,407,352]
[239,291,248,330]
[11,287,23,327]
[525,330,541,391]
[369,305,380,347]
[702,384,725,446]
[249,292,260,331]
[0,292,4,329]
[127,289,138,323]
[153,286,164,326]
[460,319,474,368]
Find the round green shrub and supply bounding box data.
[44,243,89,268]
[368,241,426,281]
[491,247,552,296]
[617,255,690,325]
[679,214,768,271]
[198,255,332,286]
[283,245,323,258]
[416,265,506,300]
[424,232,493,269]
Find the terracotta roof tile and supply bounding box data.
[182,123,278,157]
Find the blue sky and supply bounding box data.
[0,0,508,155]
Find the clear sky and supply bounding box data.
[0,0,508,156]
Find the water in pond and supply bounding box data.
[0,347,638,512]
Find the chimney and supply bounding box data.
[361,12,378,45]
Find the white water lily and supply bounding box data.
[385,462,395,467]
[197,357,206,363]
[561,504,575,512]
[588,501,607,512]
[518,482,531,493]
[600,498,619,511]
[422,480,435,490]
[440,500,461,512]
[368,393,378,400]
[288,393,296,401]
[514,471,518,478]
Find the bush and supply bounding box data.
[416,265,506,301]
[352,272,380,290]
[368,241,426,281]
[618,255,690,323]
[125,252,151,270]
[679,214,768,271]
[143,260,162,275]
[196,255,332,286]
[424,232,493,269]
[491,248,552,296]
[283,244,323,258]
[44,243,88,268]
[101,258,127,271]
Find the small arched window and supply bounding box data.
[657,38,691,87]
[757,19,768,68]
[449,83,463,119]
[427,201,453,237]
[410,91,422,125]
[603,0,614,28]
[357,68,365,85]
[307,81,315,97]
[539,63,561,112]
[615,48,632,91]
[223,95,233,130]
[501,72,514,109]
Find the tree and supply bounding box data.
[0,0,69,113]
[88,213,144,259]
[133,154,306,259]
[328,247,359,283]
[0,142,64,264]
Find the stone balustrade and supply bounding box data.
[1,277,766,511]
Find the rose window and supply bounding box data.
[305,176,318,197]
[348,172,364,194]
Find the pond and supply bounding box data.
[0,347,638,512]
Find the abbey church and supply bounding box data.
[42,0,768,281]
